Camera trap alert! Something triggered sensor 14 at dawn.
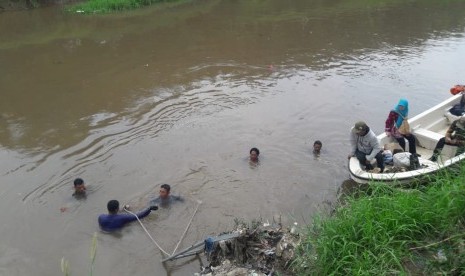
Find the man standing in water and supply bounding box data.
[313,140,322,156]
[73,178,86,197]
[98,200,158,232]
[249,147,260,163]
[60,178,87,212]
[150,184,183,208]
[348,121,384,172]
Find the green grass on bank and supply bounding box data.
[68,0,180,14]
[293,166,465,275]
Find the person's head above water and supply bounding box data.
[159,184,171,200]
[313,140,322,154]
[73,178,86,195]
[249,147,260,162]
[107,200,119,214]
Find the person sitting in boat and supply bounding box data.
[385,99,418,156]
[98,199,158,232]
[313,140,322,156]
[149,184,184,208]
[348,121,385,172]
[449,87,465,116]
[429,116,465,162]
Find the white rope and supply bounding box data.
[171,200,202,256]
[123,207,170,256]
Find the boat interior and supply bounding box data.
[349,94,464,182]
[381,109,460,170]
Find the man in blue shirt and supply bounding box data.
[98,199,158,232]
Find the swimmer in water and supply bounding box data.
[249,147,260,163]
[98,200,158,232]
[73,178,86,197]
[60,178,87,212]
[150,184,183,208]
[313,140,322,156]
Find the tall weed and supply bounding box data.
[293,164,465,275]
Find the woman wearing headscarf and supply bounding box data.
[385,99,418,155]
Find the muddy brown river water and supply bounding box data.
[1,0,465,275]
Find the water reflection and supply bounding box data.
[1,0,465,156]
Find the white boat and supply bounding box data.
[349,93,465,184]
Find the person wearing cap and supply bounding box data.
[98,199,158,232]
[349,121,384,172]
[429,116,465,161]
[385,99,418,155]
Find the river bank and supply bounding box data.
[184,162,465,275]
[293,165,465,274]
[0,0,183,13]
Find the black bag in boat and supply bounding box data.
[450,104,465,116]
[450,94,465,116]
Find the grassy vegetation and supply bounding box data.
[293,165,465,275]
[68,0,181,14]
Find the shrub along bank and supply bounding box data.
[68,0,181,13]
[293,165,465,275]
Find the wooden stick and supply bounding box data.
[161,240,204,262]
[171,200,202,256]
[409,233,465,250]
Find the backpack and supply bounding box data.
[449,94,465,116]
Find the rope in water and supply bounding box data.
[123,207,170,256]
[124,200,202,259]
[171,200,202,256]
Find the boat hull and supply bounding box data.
[349,94,465,184]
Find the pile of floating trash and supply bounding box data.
[195,223,300,276]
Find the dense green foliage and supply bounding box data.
[293,167,465,275]
[68,0,180,13]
